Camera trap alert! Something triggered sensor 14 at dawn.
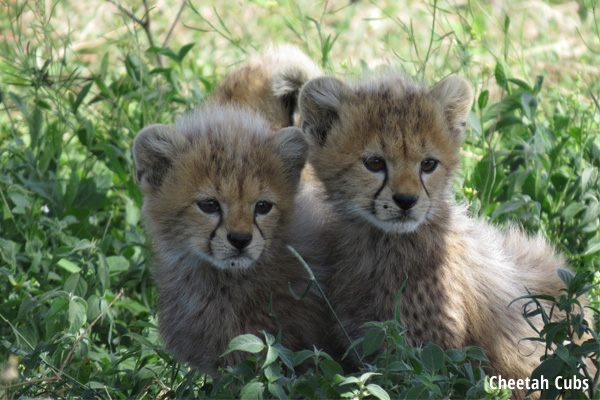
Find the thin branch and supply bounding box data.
[162,1,187,50]
[106,0,157,49]
[1,288,125,391]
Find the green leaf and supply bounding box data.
[273,344,294,371]
[267,382,288,400]
[521,92,537,121]
[64,273,88,296]
[68,298,87,332]
[363,328,385,357]
[221,334,264,357]
[583,239,600,256]
[495,62,506,87]
[557,269,574,287]
[564,203,587,221]
[240,381,265,400]
[530,357,564,382]
[467,111,482,137]
[106,255,129,273]
[320,358,343,380]
[177,43,196,61]
[262,345,278,368]
[293,349,314,366]
[366,384,390,400]
[445,348,465,363]
[115,299,148,314]
[465,346,489,362]
[401,385,429,400]
[57,258,81,274]
[421,343,444,373]
[72,82,92,113]
[478,90,489,110]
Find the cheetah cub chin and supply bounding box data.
[299,74,578,389]
[133,106,331,375]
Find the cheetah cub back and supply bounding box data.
[298,74,576,388]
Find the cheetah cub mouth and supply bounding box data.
[194,198,272,271]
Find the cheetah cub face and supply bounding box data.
[133,106,307,271]
[299,75,473,234]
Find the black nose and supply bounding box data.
[393,194,418,211]
[227,232,252,250]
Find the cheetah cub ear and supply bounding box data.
[271,126,308,187]
[299,76,356,146]
[133,124,188,193]
[428,75,474,145]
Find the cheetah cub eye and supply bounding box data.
[363,157,386,173]
[420,159,438,174]
[197,199,221,214]
[255,201,273,215]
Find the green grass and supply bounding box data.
[1,0,599,398]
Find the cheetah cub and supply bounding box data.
[298,74,574,384]
[132,47,327,375]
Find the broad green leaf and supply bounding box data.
[421,343,444,373]
[57,258,81,274]
[262,345,278,368]
[64,273,88,296]
[530,358,564,382]
[362,328,385,357]
[465,346,489,362]
[240,381,264,400]
[400,385,429,400]
[221,334,264,356]
[115,299,148,314]
[583,239,600,256]
[293,349,314,366]
[564,203,586,221]
[558,269,574,286]
[268,382,288,400]
[106,255,129,273]
[68,298,87,332]
[273,344,294,371]
[366,384,390,400]
[320,358,343,380]
[445,348,465,363]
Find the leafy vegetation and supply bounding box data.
[1,0,599,398]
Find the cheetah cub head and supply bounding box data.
[299,75,473,234]
[133,105,307,271]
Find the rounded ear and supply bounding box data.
[271,45,323,126]
[133,124,188,192]
[429,76,474,144]
[272,126,308,187]
[299,76,355,146]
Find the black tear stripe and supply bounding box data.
[253,217,265,240]
[371,170,389,214]
[419,172,431,199]
[402,130,408,158]
[208,214,223,256]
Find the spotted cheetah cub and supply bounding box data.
[298,74,574,385]
[132,47,327,375]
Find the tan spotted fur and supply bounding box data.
[299,74,577,393]
[132,46,329,375]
